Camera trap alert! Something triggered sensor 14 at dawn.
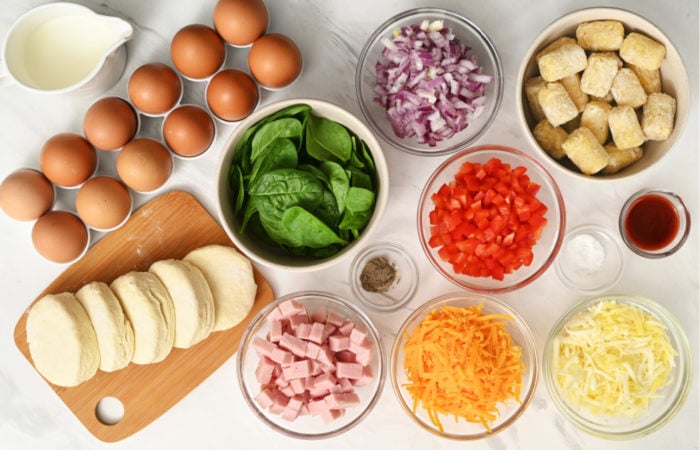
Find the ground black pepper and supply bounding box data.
[359,256,397,293]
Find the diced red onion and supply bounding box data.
[374,20,492,147]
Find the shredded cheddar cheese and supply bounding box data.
[552,300,676,417]
[402,304,524,432]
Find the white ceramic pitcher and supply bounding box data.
[0,2,133,96]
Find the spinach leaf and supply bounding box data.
[339,187,375,231]
[251,118,303,162]
[306,114,352,162]
[249,168,323,210]
[230,164,245,215]
[348,167,373,190]
[248,138,298,189]
[281,206,347,248]
[320,161,349,214]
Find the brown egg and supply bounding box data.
[83,97,138,150]
[32,210,89,263]
[171,24,225,80]
[163,105,216,157]
[75,176,132,230]
[128,63,182,115]
[248,33,302,89]
[117,138,173,192]
[213,0,268,46]
[40,133,97,187]
[0,169,54,221]
[206,69,259,122]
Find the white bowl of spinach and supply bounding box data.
[216,99,389,270]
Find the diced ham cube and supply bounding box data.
[305,341,321,359]
[274,372,288,388]
[328,334,350,352]
[289,313,309,330]
[265,388,290,414]
[280,384,295,397]
[316,346,334,367]
[255,356,276,384]
[307,322,326,344]
[322,324,336,342]
[272,347,296,366]
[325,392,361,410]
[278,299,306,318]
[349,339,374,366]
[252,336,277,358]
[298,404,309,416]
[351,365,374,387]
[280,332,307,358]
[325,311,345,327]
[338,377,354,393]
[280,395,305,421]
[320,408,344,424]
[268,320,283,343]
[349,326,369,345]
[336,361,364,379]
[311,372,337,392]
[254,389,275,409]
[266,306,283,323]
[282,360,312,380]
[289,377,306,394]
[310,359,323,376]
[307,398,327,416]
[338,321,355,336]
[295,323,312,340]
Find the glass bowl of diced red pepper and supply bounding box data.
[417,145,566,293]
[236,290,385,439]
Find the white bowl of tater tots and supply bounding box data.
[516,7,689,180]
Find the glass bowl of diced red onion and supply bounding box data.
[236,290,385,439]
[356,8,503,156]
[417,145,566,293]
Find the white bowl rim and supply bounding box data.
[515,6,690,182]
[214,98,390,271]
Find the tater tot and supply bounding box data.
[536,36,577,62]
[533,120,569,160]
[524,76,547,121]
[559,73,589,112]
[608,105,646,149]
[538,43,588,82]
[628,64,662,94]
[601,143,643,174]
[619,32,666,70]
[537,82,579,127]
[576,20,625,51]
[611,67,648,108]
[580,52,620,97]
[580,101,613,145]
[642,92,676,141]
[562,127,610,175]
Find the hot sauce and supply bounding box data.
[623,193,679,251]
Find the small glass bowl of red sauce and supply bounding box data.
[619,189,691,258]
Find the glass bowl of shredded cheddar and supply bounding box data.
[544,294,692,439]
[390,292,538,439]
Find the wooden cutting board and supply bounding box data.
[13,190,275,442]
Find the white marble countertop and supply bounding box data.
[1,0,697,449]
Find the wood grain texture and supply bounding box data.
[13,190,275,442]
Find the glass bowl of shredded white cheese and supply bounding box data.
[543,294,692,439]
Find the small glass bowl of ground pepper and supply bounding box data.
[350,242,418,312]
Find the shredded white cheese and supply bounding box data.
[552,300,676,417]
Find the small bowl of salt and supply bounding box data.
[555,224,624,294]
[350,242,419,312]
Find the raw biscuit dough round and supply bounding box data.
[149,259,215,348]
[75,281,135,372]
[184,244,257,332]
[26,292,100,387]
[110,272,175,364]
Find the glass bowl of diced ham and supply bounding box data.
[355,8,503,156]
[236,290,385,439]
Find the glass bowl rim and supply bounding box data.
[236,290,387,439]
[417,144,567,293]
[542,293,693,439]
[355,7,504,156]
[390,291,540,440]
